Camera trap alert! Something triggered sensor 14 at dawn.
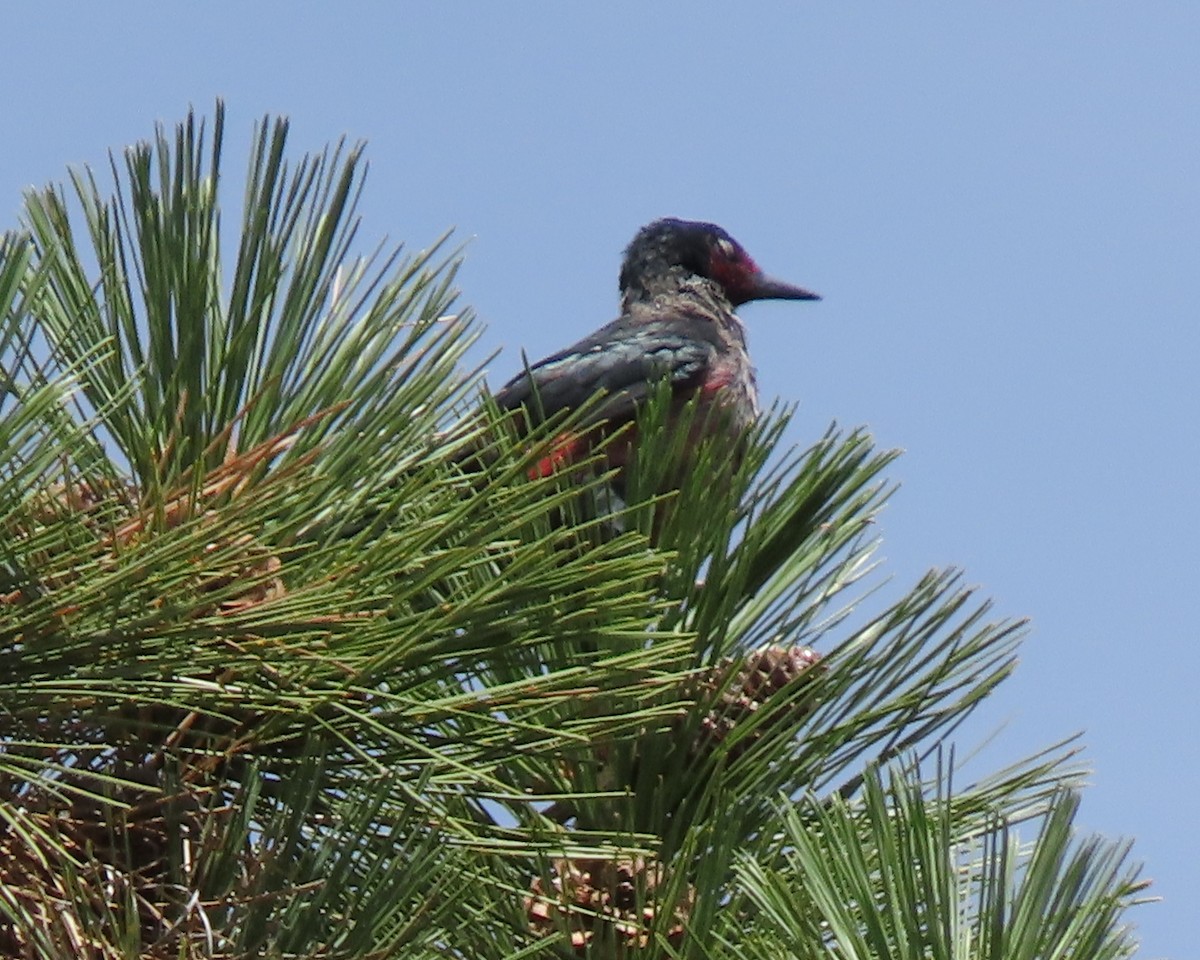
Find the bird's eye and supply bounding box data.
[715,237,738,260]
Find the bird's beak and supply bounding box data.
[748,272,821,302]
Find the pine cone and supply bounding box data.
[526,856,692,954]
[695,644,824,760]
[196,526,286,613]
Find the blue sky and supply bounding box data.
[3,4,1195,956]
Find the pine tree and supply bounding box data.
[0,105,1151,959]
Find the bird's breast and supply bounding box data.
[703,311,760,420]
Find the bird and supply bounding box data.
[489,218,820,497]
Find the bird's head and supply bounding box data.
[619,218,820,307]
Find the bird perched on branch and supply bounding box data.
[491,218,820,493]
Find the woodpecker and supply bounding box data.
[491,218,819,492]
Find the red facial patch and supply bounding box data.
[708,249,760,302]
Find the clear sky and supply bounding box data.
[3,4,1195,956]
